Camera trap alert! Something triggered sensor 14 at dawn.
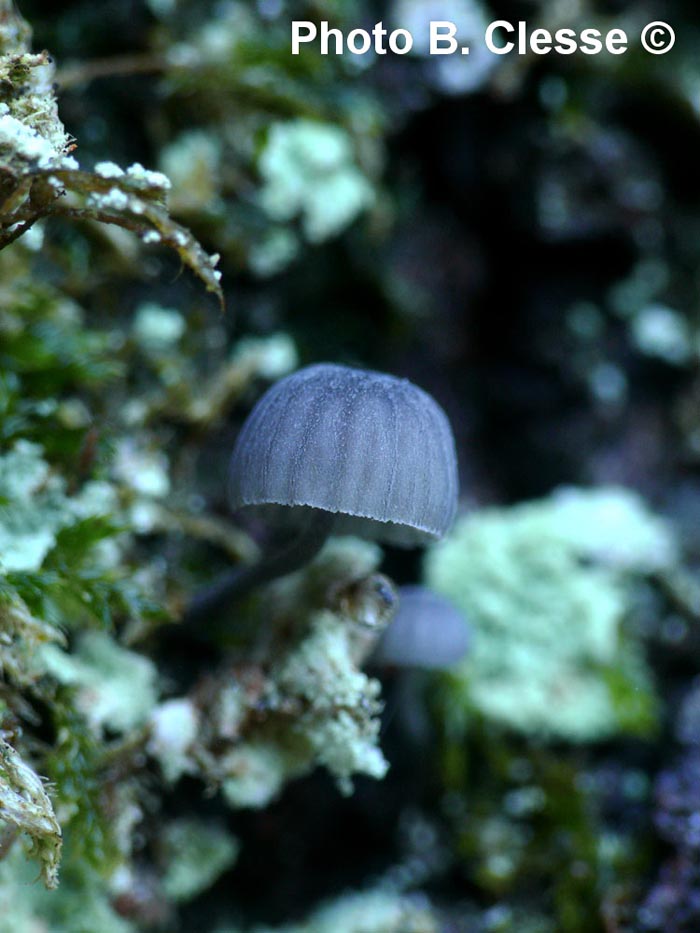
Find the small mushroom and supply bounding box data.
[371,585,471,671]
[185,363,458,619]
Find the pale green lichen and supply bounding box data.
[158,130,222,215]
[113,439,171,499]
[0,291,172,889]
[158,4,383,277]
[629,304,692,365]
[147,698,200,783]
[42,631,158,734]
[0,440,71,571]
[516,486,677,572]
[232,333,299,382]
[291,536,384,593]
[140,331,298,428]
[161,819,239,903]
[167,1,257,67]
[258,120,375,244]
[213,598,389,805]
[272,611,388,793]
[0,441,116,572]
[0,848,135,933]
[425,487,670,740]
[221,741,304,809]
[152,539,392,808]
[218,886,438,933]
[272,888,436,933]
[248,228,300,278]
[392,0,496,94]
[132,303,186,352]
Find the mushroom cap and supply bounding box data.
[229,363,458,546]
[372,585,470,670]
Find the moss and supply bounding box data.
[0,3,223,299]
[43,701,121,875]
[0,593,64,688]
[439,718,653,931]
[0,736,62,888]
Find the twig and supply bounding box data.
[56,53,167,90]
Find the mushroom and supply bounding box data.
[369,585,470,748]
[371,585,471,670]
[185,363,458,620]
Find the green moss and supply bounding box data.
[43,700,121,874]
[438,716,653,932]
[0,737,62,888]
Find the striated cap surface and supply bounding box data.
[229,363,458,546]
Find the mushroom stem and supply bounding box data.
[182,508,335,625]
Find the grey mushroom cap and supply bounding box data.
[372,585,471,670]
[229,363,458,546]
